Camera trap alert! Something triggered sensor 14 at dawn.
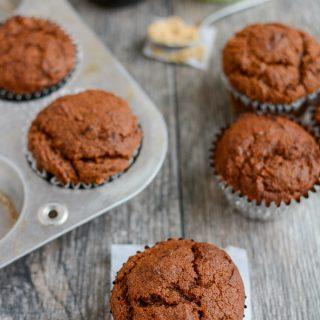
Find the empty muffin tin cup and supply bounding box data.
[0,156,25,240]
[210,125,320,221]
[220,72,320,115]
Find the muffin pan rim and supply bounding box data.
[0,88,167,270]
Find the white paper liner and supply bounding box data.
[213,175,320,220]
[110,243,251,320]
[143,23,217,70]
[221,71,320,114]
[0,16,82,101]
[210,122,320,220]
[22,88,142,190]
[307,104,320,134]
[25,147,141,190]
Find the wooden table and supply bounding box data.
[0,0,319,319]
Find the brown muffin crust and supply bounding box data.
[214,113,320,205]
[223,23,320,104]
[28,90,142,185]
[110,239,245,320]
[0,16,76,94]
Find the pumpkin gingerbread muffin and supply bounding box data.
[28,89,142,186]
[110,238,245,320]
[0,16,76,97]
[222,23,320,113]
[213,113,320,205]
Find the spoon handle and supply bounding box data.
[200,0,272,27]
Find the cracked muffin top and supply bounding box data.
[214,113,320,205]
[223,23,320,104]
[110,239,245,320]
[0,16,76,94]
[28,89,142,185]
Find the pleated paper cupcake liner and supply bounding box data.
[221,72,320,115]
[25,145,142,190]
[0,16,81,102]
[22,87,142,190]
[308,104,320,135]
[209,121,320,221]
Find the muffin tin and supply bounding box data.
[0,0,168,268]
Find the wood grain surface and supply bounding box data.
[0,0,319,319]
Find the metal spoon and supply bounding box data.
[148,0,272,49]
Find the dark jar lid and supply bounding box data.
[90,0,145,7]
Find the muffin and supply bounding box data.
[0,16,76,99]
[212,113,320,219]
[110,238,245,320]
[222,23,320,114]
[27,89,142,186]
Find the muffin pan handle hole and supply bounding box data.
[38,203,68,226]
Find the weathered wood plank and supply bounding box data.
[173,0,320,319]
[0,0,320,319]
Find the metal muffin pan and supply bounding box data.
[0,0,168,269]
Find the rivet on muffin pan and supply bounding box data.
[38,203,68,226]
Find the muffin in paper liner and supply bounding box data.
[23,88,143,190]
[220,72,320,115]
[209,120,320,221]
[110,243,250,319]
[0,16,81,102]
[110,239,247,320]
[221,23,320,116]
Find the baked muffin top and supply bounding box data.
[223,23,320,104]
[28,90,142,185]
[0,16,76,94]
[110,239,245,320]
[214,113,320,205]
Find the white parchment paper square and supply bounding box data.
[143,26,217,70]
[111,244,251,319]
